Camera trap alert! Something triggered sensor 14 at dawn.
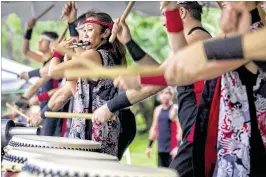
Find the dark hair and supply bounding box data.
[41,31,59,40]
[84,10,127,65]
[74,12,88,26]
[179,2,203,21]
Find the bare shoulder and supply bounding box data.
[188,30,212,44]
[154,105,163,114]
[80,50,102,65]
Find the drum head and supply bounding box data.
[7,135,100,151]
[20,156,179,177]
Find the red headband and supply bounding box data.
[83,20,113,29]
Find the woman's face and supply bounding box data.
[80,17,104,50]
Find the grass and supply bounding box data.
[120,133,158,168]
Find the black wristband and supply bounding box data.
[24,29,33,40]
[148,140,154,148]
[28,69,40,78]
[125,39,146,61]
[204,35,244,61]
[40,104,52,119]
[107,92,132,113]
[68,22,79,37]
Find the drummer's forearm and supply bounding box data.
[48,86,73,111]
[243,28,266,60]
[29,95,39,106]
[107,85,165,114]
[202,29,266,62]
[23,77,50,99]
[125,39,159,65]
[135,55,160,65]
[48,60,83,79]
[195,60,248,81]
[168,32,187,53]
[126,86,165,104]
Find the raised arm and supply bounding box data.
[22,18,44,63]
[160,2,187,53]
[112,2,188,90]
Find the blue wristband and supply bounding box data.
[28,69,40,78]
[68,22,79,37]
[40,104,52,119]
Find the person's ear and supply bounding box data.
[101,28,111,39]
[179,7,187,19]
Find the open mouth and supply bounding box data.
[72,40,91,48]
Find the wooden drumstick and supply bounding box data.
[109,1,135,43]
[161,1,169,6]
[64,66,164,79]
[36,4,55,20]
[58,24,69,43]
[45,112,92,119]
[6,103,43,128]
[6,103,30,121]
[45,112,117,121]
[257,3,266,25]
[216,1,223,9]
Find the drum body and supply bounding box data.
[18,156,179,177]
[2,147,118,171]
[2,135,105,176]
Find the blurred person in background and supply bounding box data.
[145,87,181,167]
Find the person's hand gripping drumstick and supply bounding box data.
[62,1,77,23]
[26,4,54,30]
[109,1,135,43]
[112,18,132,45]
[91,104,116,124]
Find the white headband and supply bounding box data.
[41,35,56,42]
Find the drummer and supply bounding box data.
[18,17,64,136]
[101,2,266,177]
[29,1,133,158]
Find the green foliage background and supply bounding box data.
[1,8,221,167]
